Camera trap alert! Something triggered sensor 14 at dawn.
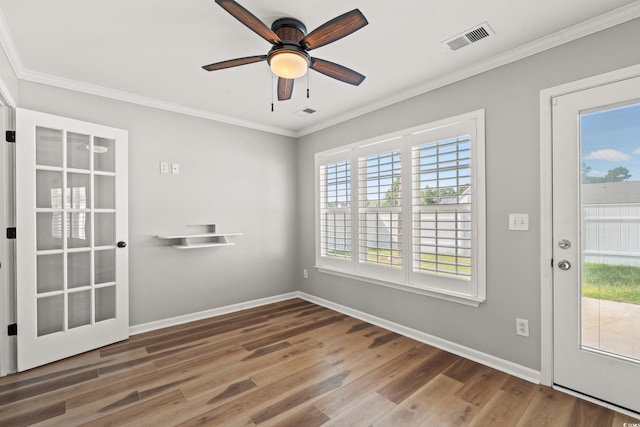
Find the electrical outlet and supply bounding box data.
[516,318,529,337]
[160,162,169,174]
[303,269,308,279]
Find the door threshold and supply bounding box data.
[553,384,640,419]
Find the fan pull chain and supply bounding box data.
[271,74,275,112]
[307,73,310,98]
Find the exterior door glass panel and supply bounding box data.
[580,102,640,362]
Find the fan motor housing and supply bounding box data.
[271,17,307,42]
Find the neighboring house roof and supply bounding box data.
[439,186,471,205]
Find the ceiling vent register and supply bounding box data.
[443,22,494,51]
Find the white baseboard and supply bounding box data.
[298,292,542,385]
[129,290,541,385]
[128,292,299,335]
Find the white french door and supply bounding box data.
[16,108,129,371]
[552,76,640,413]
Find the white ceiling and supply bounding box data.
[1,0,639,137]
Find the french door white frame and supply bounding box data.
[539,63,640,414]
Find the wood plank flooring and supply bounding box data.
[0,298,638,426]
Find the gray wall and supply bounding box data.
[297,18,640,371]
[18,81,299,326]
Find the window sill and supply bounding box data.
[315,265,485,308]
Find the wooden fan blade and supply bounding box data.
[300,9,368,51]
[278,77,294,101]
[202,55,267,71]
[310,58,365,86]
[215,0,281,44]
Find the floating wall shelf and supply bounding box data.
[157,225,242,249]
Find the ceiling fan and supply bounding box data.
[202,0,368,101]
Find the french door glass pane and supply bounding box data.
[67,132,90,170]
[37,212,63,251]
[95,249,115,284]
[95,213,116,246]
[37,254,63,293]
[66,173,91,209]
[94,137,116,172]
[68,251,91,289]
[37,295,64,336]
[36,170,63,209]
[66,212,91,249]
[580,102,640,362]
[95,175,115,209]
[68,291,91,329]
[96,286,116,322]
[35,127,62,167]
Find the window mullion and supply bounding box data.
[402,135,413,284]
[350,150,360,272]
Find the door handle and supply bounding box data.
[117,241,127,248]
[557,260,571,270]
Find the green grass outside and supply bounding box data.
[328,248,472,276]
[361,248,471,276]
[582,262,640,305]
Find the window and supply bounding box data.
[315,110,485,306]
[412,135,471,279]
[359,149,402,269]
[319,160,351,261]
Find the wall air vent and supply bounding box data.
[294,107,317,117]
[443,22,494,51]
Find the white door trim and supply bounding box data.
[539,63,640,388]
[0,78,15,376]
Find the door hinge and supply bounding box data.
[8,323,17,336]
[6,227,16,239]
[551,258,554,267]
[5,130,15,143]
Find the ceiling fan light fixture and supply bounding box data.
[269,50,309,79]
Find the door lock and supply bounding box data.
[557,260,571,270]
[558,239,571,249]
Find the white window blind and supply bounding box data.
[359,150,402,269]
[320,160,351,260]
[315,110,485,306]
[412,136,472,279]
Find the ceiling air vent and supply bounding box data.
[443,22,494,51]
[294,107,317,117]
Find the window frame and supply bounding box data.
[315,110,486,307]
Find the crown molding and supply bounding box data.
[1,2,638,138]
[17,69,298,138]
[295,1,640,137]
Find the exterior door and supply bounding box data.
[552,76,640,413]
[16,108,129,371]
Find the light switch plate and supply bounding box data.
[171,163,180,174]
[509,213,529,231]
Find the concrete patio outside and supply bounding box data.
[582,297,640,361]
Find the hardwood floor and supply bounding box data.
[0,298,637,426]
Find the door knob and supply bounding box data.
[557,260,571,270]
[117,241,127,248]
